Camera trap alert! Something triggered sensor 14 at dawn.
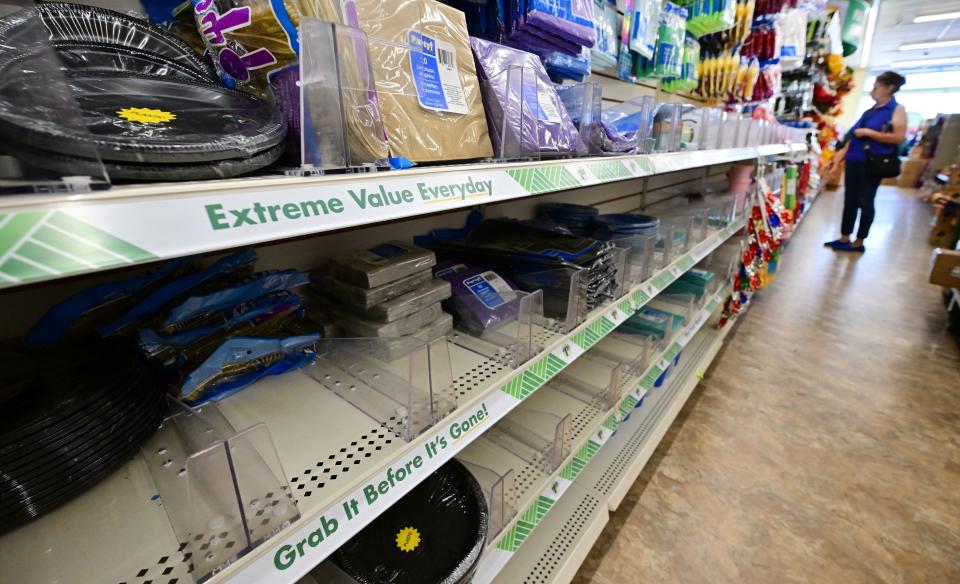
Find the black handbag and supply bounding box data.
[864,142,901,179]
[862,119,901,179]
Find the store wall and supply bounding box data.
[834,66,869,132]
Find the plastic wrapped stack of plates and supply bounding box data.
[0,342,165,534]
[0,2,286,182]
[592,213,661,240]
[536,202,600,237]
[330,460,488,584]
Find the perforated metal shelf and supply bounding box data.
[491,483,608,584]
[584,321,733,511]
[0,223,742,584]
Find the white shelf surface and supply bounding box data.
[0,145,795,291]
[493,320,735,584]
[0,221,741,584]
[474,286,728,584]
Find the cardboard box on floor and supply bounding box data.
[930,210,960,248]
[899,159,928,188]
[929,248,960,288]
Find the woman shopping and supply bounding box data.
[824,71,907,253]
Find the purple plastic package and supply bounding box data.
[434,262,520,335]
[523,0,596,48]
[470,37,579,158]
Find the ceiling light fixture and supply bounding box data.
[913,11,960,23]
[860,2,879,68]
[899,39,960,50]
[888,56,960,67]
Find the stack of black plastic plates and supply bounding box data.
[0,2,286,181]
[537,202,600,237]
[0,342,166,534]
[333,460,489,584]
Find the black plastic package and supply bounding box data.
[332,460,488,584]
[0,2,216,79]
[0,72,286,164]
[329,242,437,289]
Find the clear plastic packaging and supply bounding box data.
[596,95,654,154]
[435,264,520,335]
[179,334,320,404]
[162,270,309,331]
[629,0,661,60]
[652,3,686,78]
[555,82,602,155]
[356,0,493,164]
[8,2,216,79]
[329,241,437,288]
[331,460,487,584]
[676,105,703,151]
[335,302,444,337]
[471,38,580,159]
[341,278,451,323]
[591,0,619,68]
[320,269,434,309]
[299,18,389,171]
[651,102,682,152]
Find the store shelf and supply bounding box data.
[493,321,734,584]
[489,482,609,584]
[585,321,733,512]
[0,218,742,584]
[472,285,729,584]
[0,145,794,291]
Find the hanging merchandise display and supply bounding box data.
[680,0,736,37]
[591,0,619,68]
[330,460,488,584]
[652,3,687,78]
[662,34,700,93]
[778,8,808,70]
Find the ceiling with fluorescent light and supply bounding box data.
[865,0,960,71]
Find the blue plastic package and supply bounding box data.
[99,249,257,336]
[139,292,304,362]
[163,269,309,330]
[25,256,192,346]
[180,334,320,405]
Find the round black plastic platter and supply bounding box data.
[0,72,285,164]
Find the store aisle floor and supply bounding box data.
[573,186,960,584]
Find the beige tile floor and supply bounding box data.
[572,186,960,584]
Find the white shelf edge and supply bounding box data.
[0,146,789,291]
[493,320,735,584]
[474,286,729,584]
[0,220,742,584]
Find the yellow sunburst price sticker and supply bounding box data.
[395,527,421,552]
[116,107,177,124]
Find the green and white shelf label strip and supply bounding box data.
[475,286,729,584]
[196,220,741,584]
[0,146,786,290]
[472,413,619,584]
